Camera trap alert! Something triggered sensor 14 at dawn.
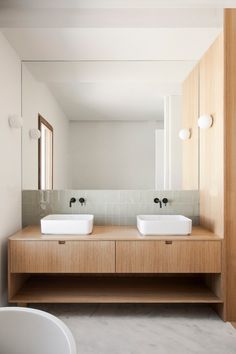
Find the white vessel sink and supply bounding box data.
[137,215,192,236]
[41,214,94,235]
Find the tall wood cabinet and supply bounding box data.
[224,9,236,321]
[182,34,224,317]
[182,65,199,190]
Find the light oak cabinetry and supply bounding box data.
[10,240,115,273]
[181,32,225,319]
[182,65,199,190]
[199,33,224,237]
[224,9,236,321]
[116,241,221,274]
[8,226,223,307]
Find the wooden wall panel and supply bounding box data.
[182,65,199,190]
[224,9,236,321]
[199,34,224,237]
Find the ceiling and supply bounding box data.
[25,61,196,83]
[0,8,223,28]
[25,61,194,121]
[2,28,221,61]
[48,83,165,122]
[1,3,223,121]
[0,0,235,9]
[23,60,197,121]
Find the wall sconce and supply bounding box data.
[29,128,41,140]
[198,114,213,129]
[8,115,23,128]
[179,129,191,141]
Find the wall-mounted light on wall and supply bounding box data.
[198,114,213,129]
[29,128,41,140]
[179,129,191,141]
[8,115,23,129]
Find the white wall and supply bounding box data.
[22,65,69,189]
[0,32,21,305]
[164,95,183,190]
[69,120,163,189]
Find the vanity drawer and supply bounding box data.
[9,240,115,273]
[116,240,221,273]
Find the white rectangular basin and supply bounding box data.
[41,214,94,235]
[137,215,192,236]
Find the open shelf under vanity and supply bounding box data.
[8,226,223,308]
[9,274,222,305]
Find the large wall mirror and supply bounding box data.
[21,27,221,190]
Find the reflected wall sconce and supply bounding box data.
[8,115,23,129]
[179,129,191,141]
[29,128,41,140]
[198,114,213,129]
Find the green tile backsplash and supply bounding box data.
[22,190,199,227]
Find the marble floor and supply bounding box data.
[33,304,236,354]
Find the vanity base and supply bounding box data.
[9,274,222,305]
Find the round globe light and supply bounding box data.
[198,114,213,129]
[179,129,191,141]
[29,128,41,140]
[8,115,23,129]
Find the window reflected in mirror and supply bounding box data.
[38,114,53,190]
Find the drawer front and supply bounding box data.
[10,240,115,273]
[116,241,221,273]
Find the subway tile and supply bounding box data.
[120,190,141,204]
[22,190,199,227]
[192,216,200,225]
[175,190,196,203]
[139,190,157,204]
[22,190,39,205]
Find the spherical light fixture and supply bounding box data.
[8,115,23,129]
[29,128,41,140]
[179,129,191,141]
[198,114,213,129]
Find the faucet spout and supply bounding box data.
[154,198,162,208]
[69,197,76,208]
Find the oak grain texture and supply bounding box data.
[182,64,199,189]
[116,240,221,273]
[199,33,224,237]
[8,225,222,305]
[9,240,115,273]
[9,276,222,304]
[224,9,236,321]
[8,225,222,241]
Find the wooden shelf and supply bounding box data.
[10,276,222,304]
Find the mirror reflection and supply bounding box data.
[21,28,221,190]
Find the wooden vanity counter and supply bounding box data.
[8,225,223,306]
[9,225,222,241]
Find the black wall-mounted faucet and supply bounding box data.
[69,197,86,207]
[79,197,85,206]
[69,197,76,208]
[154,197,169,208]
[154,198,162,208]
